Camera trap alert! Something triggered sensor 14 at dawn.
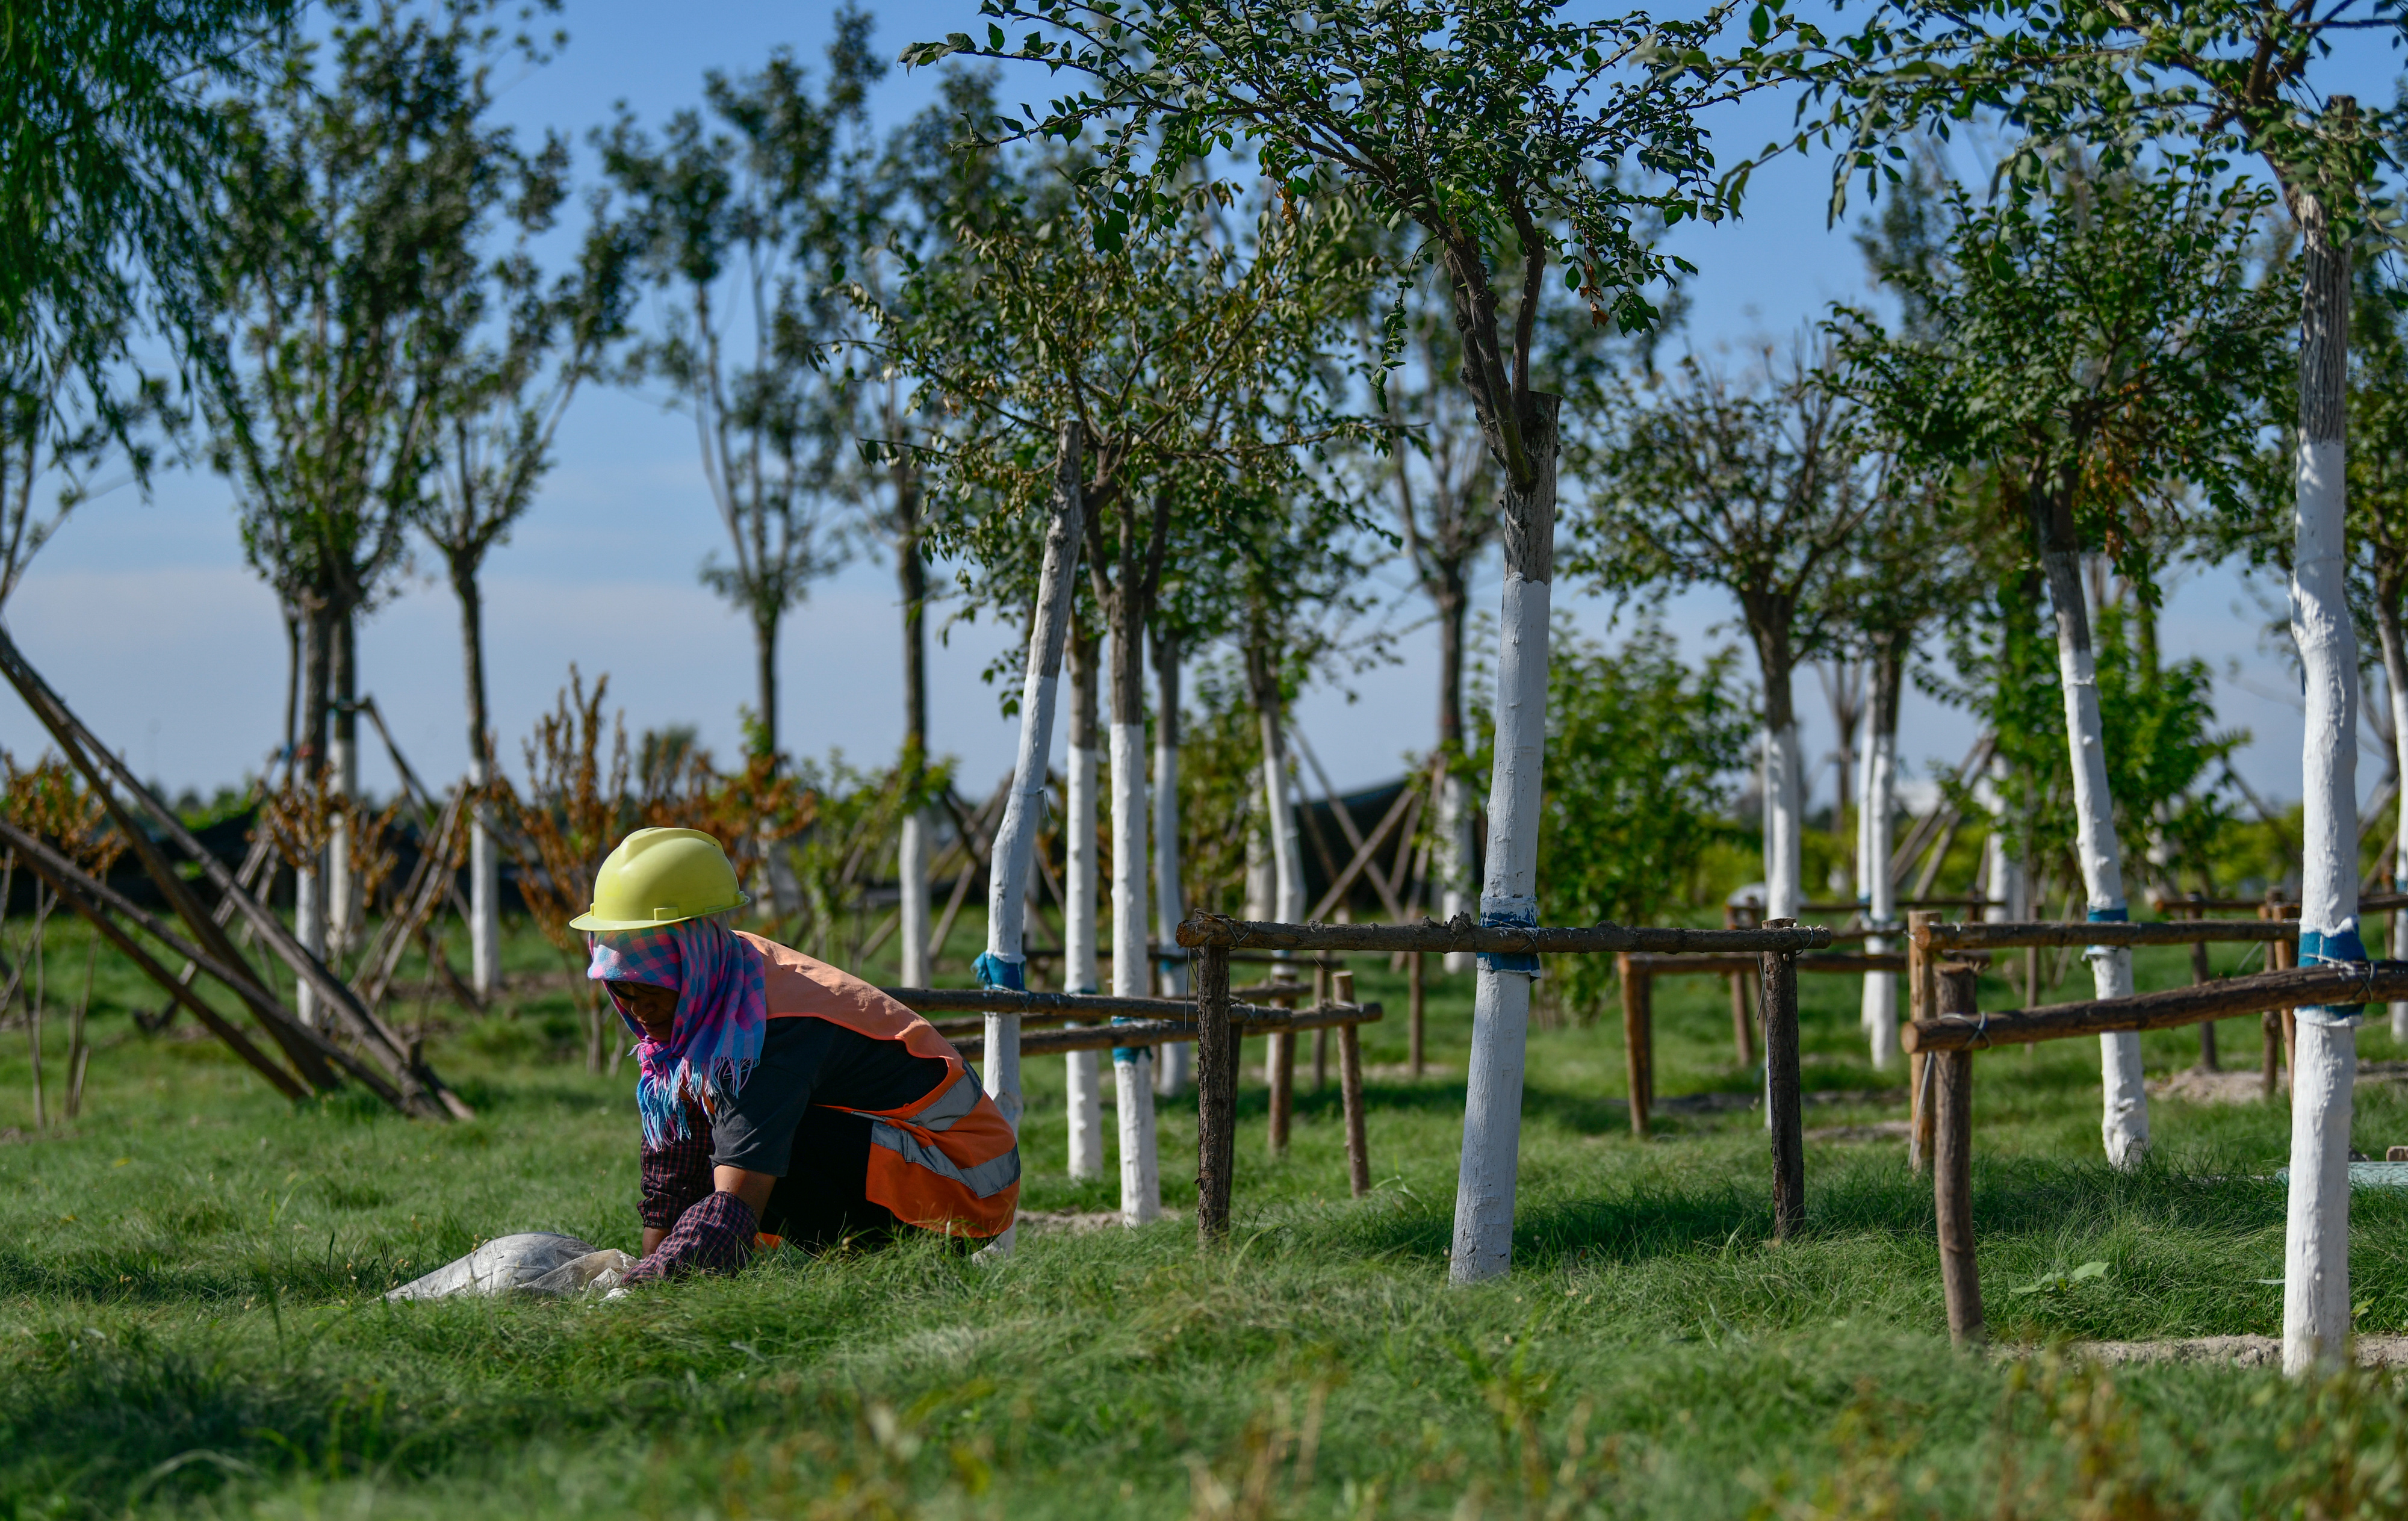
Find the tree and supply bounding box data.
[1778,0,2403,1375]
[204,0,517,1012]
[1831,166,2289,1166]
[594,13,878,760]
[415,122,630,1002]
[2345,256,2408,1037]
[1477,618,1749,1020]
[906,0,1807,1283]
[878,163,1367,1224]
[1573,343,1877,929]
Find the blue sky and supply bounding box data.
[3,1,2397,835]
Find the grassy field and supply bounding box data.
[8,913,2408,1517]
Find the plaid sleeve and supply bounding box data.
[639,1104,715,1231]
[622,1190,757,1283]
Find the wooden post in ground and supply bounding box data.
[1761,920,1804,1241]
[1407,952,1425,1077]
[1195,944,1235,1242]
[1618,953,1652,1140]
[1724,900,1755,1064]
[1908,909,1940,1173]
[1933,964,1984,1346]
[1334,971,1369,1197]
[2262,902,2289,1097]
[1312,961,1331,1091]
[2186,894,2217,1071]
[1268,999,1296,1156]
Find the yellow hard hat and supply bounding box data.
[569,827,750,932]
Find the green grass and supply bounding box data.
[7,914,2408,1517]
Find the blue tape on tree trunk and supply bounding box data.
[973,952,1025,992]
[1477,896,1541,977]
[2300,923,2369,1024]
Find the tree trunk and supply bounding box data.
[1436,574,1474,971]
[1064,625,1103,1180]
[1108,560,1159,1225]
[2283,158,2360,1378]
[1755,628,1804,924]
[2034,504,2146,1168]
[1152,630,1191,1095]
[455,558,502,999]
[295,605,330,1029]
[981,423,1083,1259]
[327,608,360,961]
[754,609,780,761]
[1247,615,1305,1101]
[897,486,932,989]
[1450,391,1558,1287]
[2374,593,2408,1040]
[1859,643,1902,1068]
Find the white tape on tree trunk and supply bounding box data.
[2043,548,2147,1167]
[1066,738,1102,1179]
[898,809,931,990]
[1109,719,1160,1222]
[1437,771,1472,973]
[1451,394,1556,1287]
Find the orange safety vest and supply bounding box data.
[738,933,1019,1239]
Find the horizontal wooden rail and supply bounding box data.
[1175,913,1833,956]
[1904,963,2408,1053]
[1917,918,2291,952]
[2148,893,2405,915]
[1624,951,1908,975]
[1016,1001,1382,1056]
[883,985,1223,1020]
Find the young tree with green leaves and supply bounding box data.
[1832,166,2289,1167]
[594,14,880,760]
[2346,258,2408,1038]
[1781,0,2403,1375]
[907,0,1814,1283]
[414,130,631,1000]
[1574,344,1877,931]
[205,0,523,1014]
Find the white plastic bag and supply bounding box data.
[384,1233,636,1301]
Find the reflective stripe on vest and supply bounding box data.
[870,1120,1022,1198]
[913,1070,984,1133]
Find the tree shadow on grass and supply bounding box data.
[1326,1150,2299,1275]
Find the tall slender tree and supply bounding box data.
[594,14,879,758]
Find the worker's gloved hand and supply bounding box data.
[622,1190,759,1283]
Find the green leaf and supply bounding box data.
[1749,5,1772,43]
[2070,1260,2108,1281]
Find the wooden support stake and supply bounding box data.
[1908,909,1940,1173]
[1195,944,1235,1242]
[1407,951,1425,1078]
[1268,1028,1295,1156]
[1722,901,1755,1064]
[1761,920,1804,1241]
[1934,965,1984,1346]
[1618,953,1651,1139]
[1334,970,1368,1196]
[1312,962,1330,1089]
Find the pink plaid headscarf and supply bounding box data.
[588,917,767,1147]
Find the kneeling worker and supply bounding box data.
[571,828,1019,1281]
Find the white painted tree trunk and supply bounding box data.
[898,810,931,988]
[1436,770,1473,973]
[1257,705,1304,1083]
[1451,394,1557,1287]
[469,761,501,999]
[1064,724,1102,1180]
[294,863,324,1029]
[1153,699,1191,1095]
[1979,754,2028,922]
[1111,718,1159,1224]
[328,731,358,959]
[981,424,1083,1258]
[1761,716,1804,923]
[2040,547,2146,1168]
[1858,704,1898,1070]
[2285,183,2360,1376]
[2374,619,2408,1042]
